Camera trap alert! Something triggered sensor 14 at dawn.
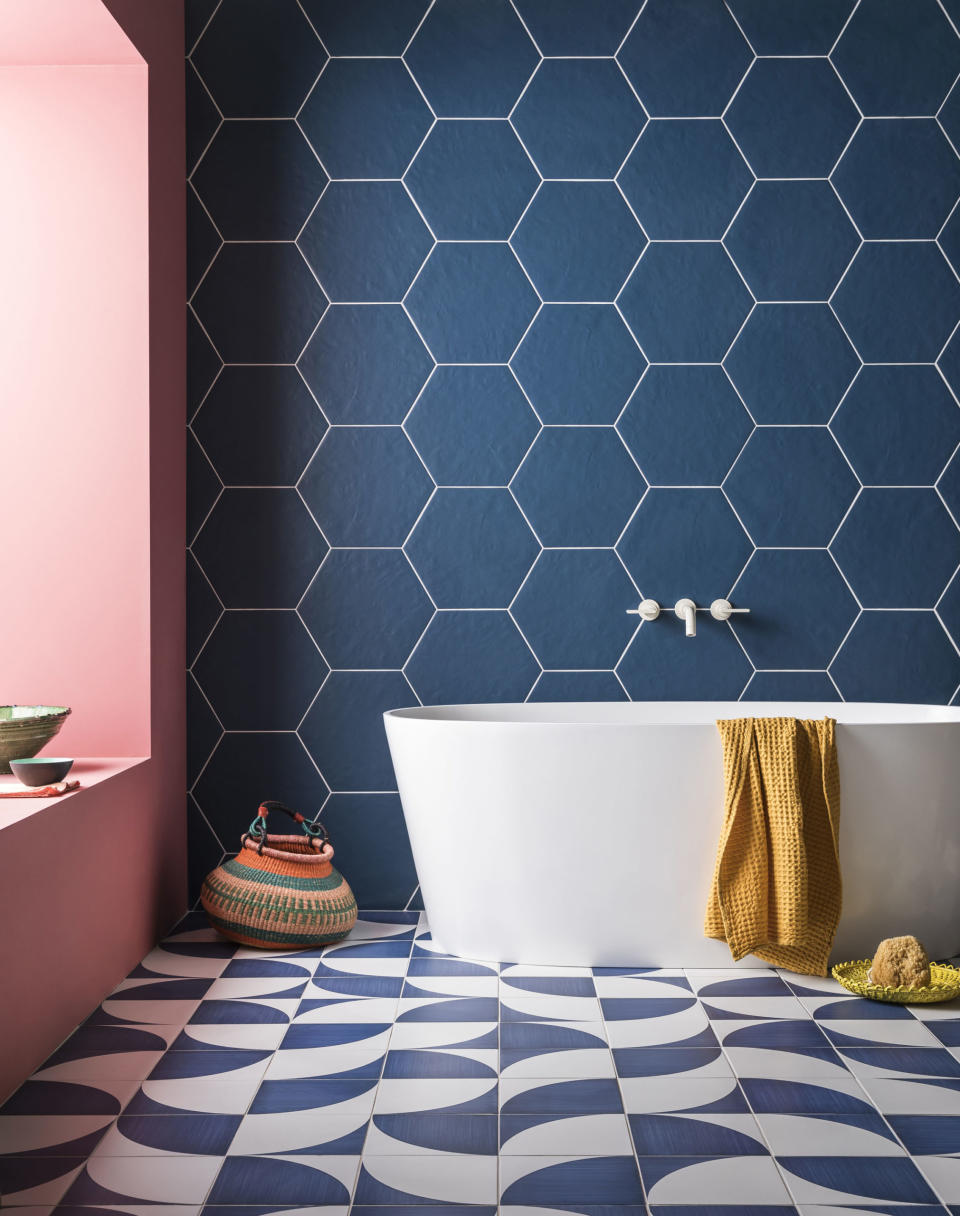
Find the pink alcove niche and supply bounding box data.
[0,0,186,1098]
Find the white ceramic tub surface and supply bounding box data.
[384,701,960,967]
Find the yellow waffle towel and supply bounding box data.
[704,717,841,976]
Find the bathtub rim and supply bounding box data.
[384,700,960,727]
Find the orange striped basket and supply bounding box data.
[201,801,357,949]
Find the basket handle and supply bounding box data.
[243,800,329,851]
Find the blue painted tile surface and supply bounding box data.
[724,304,859,425]
[619,119,752,240]
[726,58,857,178]
[405,120,537,241]
[299,305,432,426]
[619,0,751,117]
[513,58,645,179]
[725,181,859,302]
[187,0,960,907]
[512,181,646,302]
[406,366,539,486]
[299,58,431,179]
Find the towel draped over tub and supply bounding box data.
[704,716,841,976]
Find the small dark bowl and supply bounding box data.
[9,758,74,787]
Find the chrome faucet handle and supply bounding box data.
[674,598,697,638]
[710,598,750,622]
[626,598,660,621]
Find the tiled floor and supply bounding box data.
[3,911,960,1212]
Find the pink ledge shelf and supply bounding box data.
[0,757,148,830]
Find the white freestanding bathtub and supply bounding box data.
[384,702,960,967]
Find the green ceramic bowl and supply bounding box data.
[0,706,71,775]
[9,758,74,787]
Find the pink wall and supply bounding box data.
[0,0,186,1100]
[0,63,151,756]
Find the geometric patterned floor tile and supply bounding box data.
[16,910,960,1213]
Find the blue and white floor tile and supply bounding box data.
[4,913,960,1211]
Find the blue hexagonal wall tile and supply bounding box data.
[832,242,960,362]
[724,304,859,425]
[186,675,221,789]
[511,305,645,424]
[618,366,753,485]
[193,732,328,849]
[742,671,840,702]
[300,549,433,668]
[300,0,429,56]
[937,567,960,651]
[831,488,960,606]
[724,428,858,547]
[186,60,219,177]
[939,325,960,400]
[405,0,539,118]
[512,182,645,303]
[405,489,538,608]
[618,0,752,118]
[187,552,221,668]
[298,306,433,425]
[406,366,539,486]
[193,489,326,608]
[833,120,960,239]
[939,205,960,278]
[299,60,432,180]
[405,243,538,362]
[405,121,538,240]
[617,488,753,605]
[940,77,960,151]
[187,430,220,545]
[191,121,327,240]
[299,427,433,547]
[724,181,859,302]
[405,611,539,703]
[192,243,327,362]
[187,308,221,416]
[618,617,752,700]
[187,187,220,297]
[832,0,960,117]
[300,670,417,789]
[320,794,417,908]
[726,59,858,179]
[193,365,327,485]
[730,550,858,669]
[512,427,645,547]
[618,120,752,240]
[511,549,638,669]
[831,366,960,485]
[513,59,645,179]
[830,612,960,703]
[514,0,638,54]
[529,670,628,702]
[193,611,327,730]
[726,0,854,55]
[299,182,433,303]
[192,0,326,117]
[619,243,752,362]
[939,447,960,521]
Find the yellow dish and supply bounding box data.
[832,959,960,1004]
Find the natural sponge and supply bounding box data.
[871,935,931,988]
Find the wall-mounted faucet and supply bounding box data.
[675,598,697,638]
[626,597,750,638]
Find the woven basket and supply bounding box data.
[832,959,960,1004]
[201,801,357,949]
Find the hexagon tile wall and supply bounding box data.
[186,0,960,905]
